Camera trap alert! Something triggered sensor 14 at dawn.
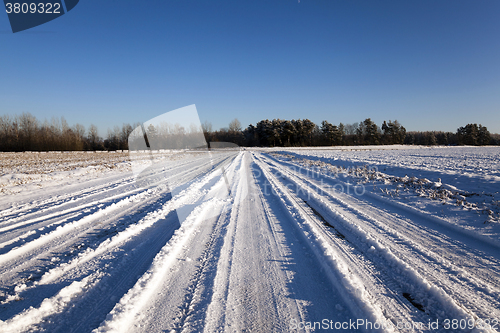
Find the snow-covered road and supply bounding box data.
[0,150,499,332]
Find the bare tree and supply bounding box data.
[120,123,133,150]
[202,120,213,133]
[74,123,85,139]
[229,118,241,133]
[19,113,38,150]
[88,124,101,150]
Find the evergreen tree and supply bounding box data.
[362,118,380,145]
[382,120,406,144]
[457,123,490,145]
[281,120,296,146]
[321,121,341,145]
[477,125,491,145]
[302,119,315,146]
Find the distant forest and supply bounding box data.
[0,113,498,152]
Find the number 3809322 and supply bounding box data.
[5,3,61,14]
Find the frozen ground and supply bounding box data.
[0,147,499,332]
[273,146,500,242]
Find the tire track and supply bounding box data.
[0,154,236,332]
[259,152,500,332]
[264,153,500,322]
[253,152,430,332]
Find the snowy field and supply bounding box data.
[0,147,499,332]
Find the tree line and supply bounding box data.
[0,113,498,152]
[204,118,407,147]
[0,113,134,152]
[205,118,498,147]
[402,124,495,146]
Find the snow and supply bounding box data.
[272,146,500,245]
[0,147,499,332]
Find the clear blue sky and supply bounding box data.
[1,0,499,135]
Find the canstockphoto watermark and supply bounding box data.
[290,318,392,331]
[290,318,499,331]
[128,104,242,225]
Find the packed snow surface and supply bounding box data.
[0,147,499,332]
